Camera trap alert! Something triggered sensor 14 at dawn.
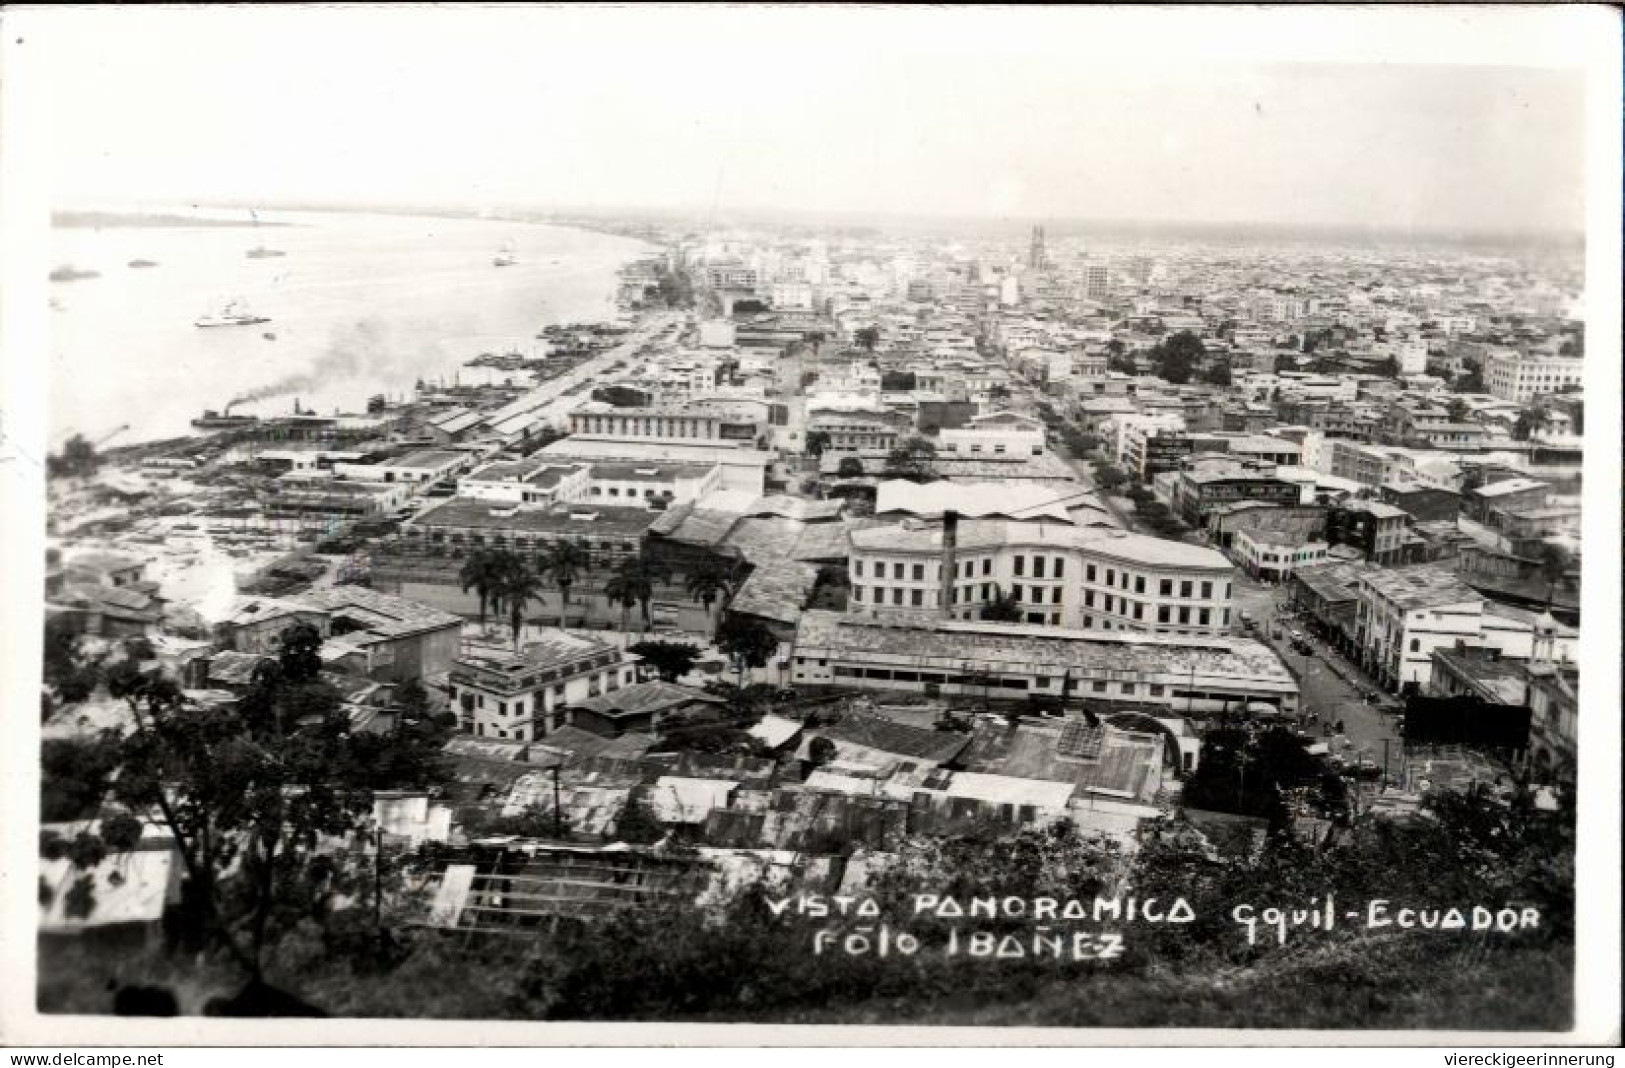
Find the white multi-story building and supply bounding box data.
[582,460,723,509]
[848,520,1236,636]
[938,412,1047,458]
[770,281,814,310]
[1234,529,1330,582]
[1353,566,1487,694]
[459,459,591,506]
[1483,350,1585,403]
[451,632,641,743]
[1102,412,1186,468]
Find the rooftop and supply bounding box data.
[412,498,660,538]
[849,520,1231,570]
[464,458,586,487]
[588,460,719,483]
[1357,565,1484,610]
[819,711,972,765]
[567,680,722,720]
[389,449,468,469]
[728,557,820,625]
[540,436,775,467]
[874,480,1081,522]
[795,611,1296,687]
[1472,477,1549,498]
[293,586,463,640]
[457,629,620,674]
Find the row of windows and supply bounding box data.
[1011,554,1065,579]
[1083,566,1229,601]
[1080,594,1228,628]
[808,662,1173,698]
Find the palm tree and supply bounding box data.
[603,567,647,635]
[537,539,591,626]
[685,559,733,635]
[497,561,547,651]
[458,548,507,629]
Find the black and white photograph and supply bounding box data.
[1,3,1619,1050]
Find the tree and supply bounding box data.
[1376,355,1401,379]
[853,326,880,352]
[43,616,101,704]
[684,560,733,633]
[496,561,547,651]
[1154,331,1205,384]
[1452,370,1485,394]
[803,430,832,459]
[458,548,509,630]
[84,623,411,983]
[989,383,1011,402]
[50,433,101,481]
[836,457,866,479]
[979,585,1023,622]
[1511,408,1551,442]
[1107,353,1139,376]
[1535,543,1572,608]
[879,370,917,391]
[536,539,591,624]
[611,794,666,844]
[885,437,937,482]
[1200,362,1233,388]
[1093,463,1129,493]
[716,616,779,687]
[1274,353,1300,374]
[628,640,701,682]
[605,554,666,633]
[1445,398,1472,423]
[807,736,838,768]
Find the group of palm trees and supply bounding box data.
[458,541,743,649]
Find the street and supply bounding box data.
[1229,569,1404,780]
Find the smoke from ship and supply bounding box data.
[226,320,393,409]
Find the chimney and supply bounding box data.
[939,509,960,619]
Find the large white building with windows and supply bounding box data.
[450,631,641,743]
[1483,350,1584,403]
[847,520,1236,636]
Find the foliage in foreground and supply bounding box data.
[38,787,1573,1029]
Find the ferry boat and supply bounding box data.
[190,409,260,429]
[195,301,271,328]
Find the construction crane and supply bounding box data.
[94,424,130,448]
[54,423,129,449]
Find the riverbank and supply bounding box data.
[50,208,658,447]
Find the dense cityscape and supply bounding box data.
[37,213,1585,1026]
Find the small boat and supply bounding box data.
[195,300,270,328]
[246,246,286,259]
[49,265,99,283]
[262,332,277,341]
[493,243,518,267]
[128,259,160,269]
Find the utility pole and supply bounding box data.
[373,822,383,951]
[550,764,564,839]
[1381,737,1392,789]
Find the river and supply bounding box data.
[48,207,653,446]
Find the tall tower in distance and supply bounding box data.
[1028,224,1047,269]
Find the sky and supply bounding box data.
[11,5,1593,233]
